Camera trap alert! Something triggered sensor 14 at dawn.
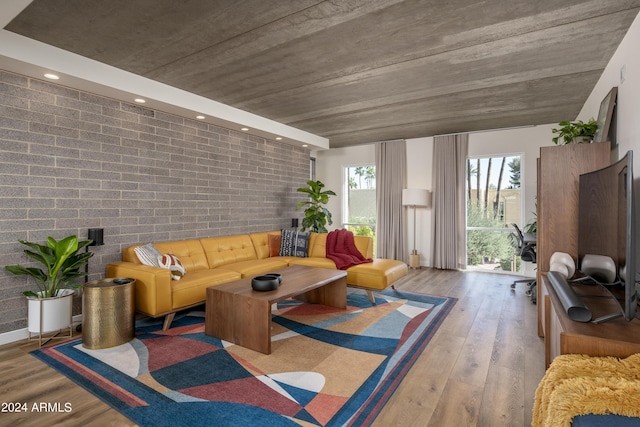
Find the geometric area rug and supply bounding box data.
[32,289,456,426]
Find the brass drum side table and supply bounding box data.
[82,278,135,349]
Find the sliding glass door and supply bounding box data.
[343,165,376,254]
[466,155,523,272]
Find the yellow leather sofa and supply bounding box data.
[106,231,408,329]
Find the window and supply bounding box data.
[466,155,523,272]
[343,166,376,248]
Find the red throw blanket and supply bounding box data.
[326,229,373,270]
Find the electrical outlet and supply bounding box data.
[620,64,626,84]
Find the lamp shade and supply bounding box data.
[402,188,431,207]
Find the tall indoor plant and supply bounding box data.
[5,235,93,336]
[296,180,336,233]
[5,235,93,298]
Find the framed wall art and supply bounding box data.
[593,86,617,144]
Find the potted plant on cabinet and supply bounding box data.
[296,180,336,233]
[551,119,598,145]
[5,235,93,342]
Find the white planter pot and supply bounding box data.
[27,289,74,333]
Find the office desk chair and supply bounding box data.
[510,223,537,303]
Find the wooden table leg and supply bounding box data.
[297,276,347,308]
[206,287,229,340]
[232,293,272,354]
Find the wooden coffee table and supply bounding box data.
[205,265,347,354]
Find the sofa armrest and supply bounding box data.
[106,262,172,316]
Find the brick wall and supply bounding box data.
[0,70,311,334]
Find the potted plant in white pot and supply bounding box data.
[5,235,93,340]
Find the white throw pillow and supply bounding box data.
[134,243,163,267]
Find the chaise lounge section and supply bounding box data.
[106,230,408,329]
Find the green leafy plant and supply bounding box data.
[5,235,93,298]
[466,202,513,269]
[551,119,598,145]
[524,217,537,235]
[296,180,336,233]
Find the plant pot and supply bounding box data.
[27,288,74,334]
[571,136,592,144]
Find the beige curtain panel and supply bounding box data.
[375,140,407,261]
[432,134,468,270]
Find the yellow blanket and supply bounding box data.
[533,353,640,426]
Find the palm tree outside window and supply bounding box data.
[344,165,376,252]
[466,155,524,272]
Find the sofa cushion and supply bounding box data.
[153,240,209,272]
[353,235,374,259]
[248,231,281,259]
[125,240,208,273]
[307,233,327,258]
[346,259,409,290]
[201,235,258,269]
[289,257,337,269]
[280,229,310,257]
[170,268,241,310]
[219,258,290,278]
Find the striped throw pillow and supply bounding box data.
[134,243,163,267]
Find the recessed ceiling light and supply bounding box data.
[134,98,146,104]
[196,115,205,120]
[44,73,59,80]
[275,137,282,141]
[302,144,309,148]
[241,127,249,131]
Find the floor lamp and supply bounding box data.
[402,188,431,269]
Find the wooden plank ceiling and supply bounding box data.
[5,0,640,148]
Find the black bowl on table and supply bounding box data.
[251,275,280,291]
[264,273,282,283]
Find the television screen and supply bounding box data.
[578,150,636,321]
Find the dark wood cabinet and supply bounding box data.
[543,274,640,368]
[536,142,640,368]
[537,142,611,336]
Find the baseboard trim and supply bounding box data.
[0,314,83,346]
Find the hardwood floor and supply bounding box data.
[373,268,545,427]
[0,268,545,426]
